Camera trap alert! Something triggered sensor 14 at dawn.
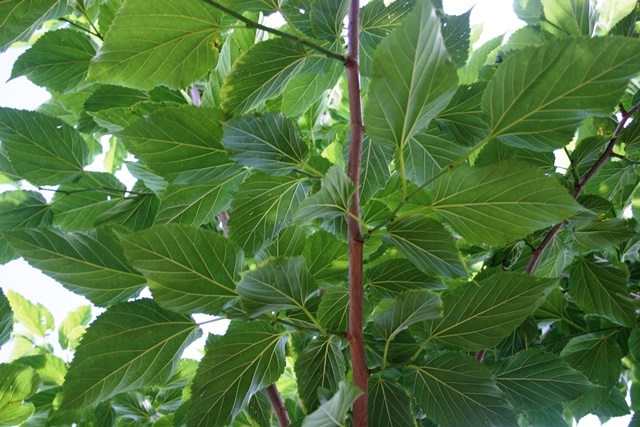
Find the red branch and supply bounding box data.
[525,103,640,273]
[266,384,290,427]
[345,0,368,425]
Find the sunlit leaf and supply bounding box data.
[88,0,223,89]
[0,290,11,348]
[0,363,39,425]
[5,291,53,338]
[0,0,69,52]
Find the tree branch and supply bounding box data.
[345,1,368,426]
[199,0,346,61]
[266,384,290,427]
[525,102,640,273]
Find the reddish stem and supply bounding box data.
[345,0,368,425]
[525,103,640,274]
[266,384,290,427]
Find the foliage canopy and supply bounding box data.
[2,0,640,425]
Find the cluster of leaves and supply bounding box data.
[2,0,640,425]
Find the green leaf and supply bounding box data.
[0,0,69,52]
[360,138,393,204]
[302,230,348,285]
[257,225,307,262]
[295,166,355,225]
[572,219,635,252]
[155,172,245,226]
[15,354,66,386]
[120,106,234,181]
[424,272,556,350]
[187,321,287,427]
[223,113,308,175]
[229,174,308,255]
[222,38,308,116]
[430,161,582,246]
[406,353,517,427]
[492,349,594,410]
[561,331,622,389]
[372,290,441,340]
[58,305,91,351]
[120,224,242,315]
[474,139,555,171]
[0,190,52,230]
[316,287,349,332]
[403,128,468,187]
[568,257,635,327]
[513,0,544,24]
[484,37,640,150]
[368,375,416,427]
[0,290,11,348]
[281,64,342,118]
[301,381,363,427]
[435,82,488,145]
[294,335,346,412]
[541,0,595,36]
[359,0,416,76]
[310,0,348,41]
[366,258,446,298]
[364,0,457,149]
[50,172,125,231]
[4,227,146,307]
[10,28,95,93]
[440,9,471,68]
[0,364,39,425]
[87,0,222,89]
[237,256,317,318]
[384,215,468,278]
[94,190,158,232]
[457,34,503,85]
[6,291,53,338]
[0,108,88,185]
[59,299,200,411]
[218,0,281,13]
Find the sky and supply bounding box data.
[0,1,632,426]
